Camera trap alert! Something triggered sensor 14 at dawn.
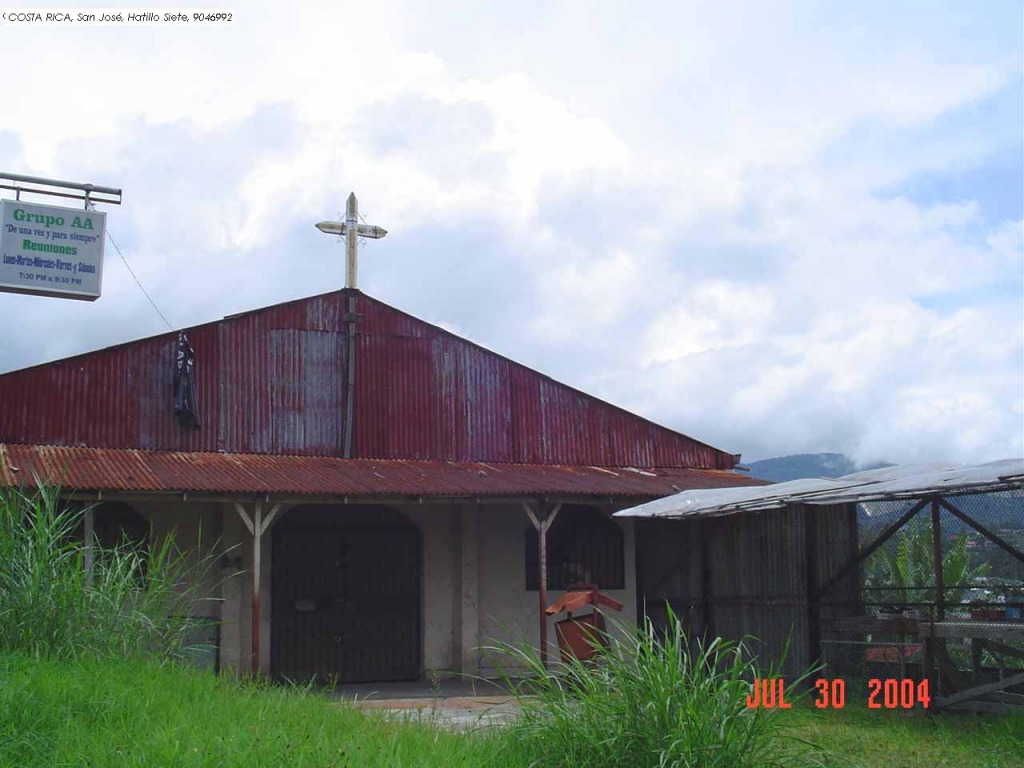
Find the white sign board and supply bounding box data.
[0,199,105,301]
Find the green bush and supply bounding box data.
[0,485,212,662]
[486,610,824,768]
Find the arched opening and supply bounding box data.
[270,505,421,683]
[526,505,625,591]
[92,501,149,552]
[71,501,150,552]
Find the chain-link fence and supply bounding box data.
[818,490,1024,703]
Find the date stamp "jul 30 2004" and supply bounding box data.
[746,678,932,710]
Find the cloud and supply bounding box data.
[0,0,1020,467]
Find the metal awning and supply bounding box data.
[614,459,1024,519]
[0,443,765,501]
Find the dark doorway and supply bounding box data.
[271,505,421,683]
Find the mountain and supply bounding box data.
[746,453,879,482]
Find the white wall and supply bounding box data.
[125,498,637,680]
[476,503,637,676]
[394,503,460,675]
[131,500,223,619]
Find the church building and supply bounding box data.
[0,202,761,681]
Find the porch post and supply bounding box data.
[931,497,945,621]
[929,497,945,696]
[804,505,822,667]
[252,503,263,674]
[459,506,480,676]
[234,501,282,675]
[524,502,562,667]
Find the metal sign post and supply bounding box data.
[0,172,122,209]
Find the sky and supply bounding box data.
[0,0,1021,465]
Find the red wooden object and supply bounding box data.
[546,584,624,663]
[556,613,607,663]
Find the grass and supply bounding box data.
[0,652,492,767]
[485,612,825,767]
[2,653,1021,768]
[780,705,1024,768]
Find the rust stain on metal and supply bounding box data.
[0,444,766,498]
[0,289,739,475]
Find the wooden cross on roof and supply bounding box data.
[315,192,388,289]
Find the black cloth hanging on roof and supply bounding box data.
[173,332,200,428]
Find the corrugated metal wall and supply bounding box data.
[0,290,734,469]
[636,503,858,675]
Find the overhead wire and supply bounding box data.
[104,227,175,332]
[81,199,175,331]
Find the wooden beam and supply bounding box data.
[259,502,282,536]
[538,508,549,667]
[931,498,945,621]
[984,691,1024,706]
[547,504,562,530]
[233,502,254,535]
[343,292,357,458]
[983,639,1024,664]
[233,501,266,676]
[524,501,562,668]
[459,506,480,676]
[523,503,541,532]
[938,700,1022,715]
[930,497,946,695]
[934,642,971,692]
[938,497,1024,567]
[699,519,714,637]
[971,638,985,686]
[252,502,263,676]
[933,672,1024,710]
[920,622,1024,642]
[814,498,929,600]
[61,490,643,508]
[804,505,821,666]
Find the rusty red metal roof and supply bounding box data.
[0,290,738,470]
[0,445,766,499]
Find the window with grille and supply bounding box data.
[525,505,625,591]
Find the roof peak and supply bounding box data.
[0,289,739,468]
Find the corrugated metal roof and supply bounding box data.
[0,444,766,499]
[614,459,1024,519]
[0,290,737,470]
